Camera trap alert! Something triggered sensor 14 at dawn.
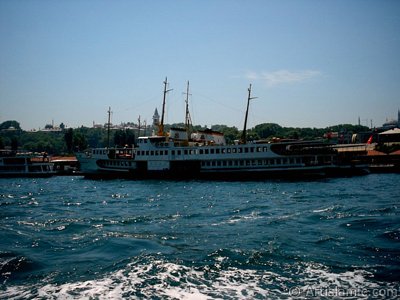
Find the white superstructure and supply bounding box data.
[133,136,342,178]
[76,147,136,178]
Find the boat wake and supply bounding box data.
[2,254,397,300]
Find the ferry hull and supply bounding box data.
[82,170,136,180]
[198,166,328,180]
[136,165,369,181]
[81,164,368,181]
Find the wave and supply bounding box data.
[0,251,38,283]
[1,253,398,300]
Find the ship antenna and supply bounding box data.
[107,106,112,148]
[158,77,173,136]
[240,84,257,144]
[184,80,193,134]
[137,115,141,138]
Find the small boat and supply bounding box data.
[0,150,55,178]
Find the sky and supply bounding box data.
[1,0,399,131]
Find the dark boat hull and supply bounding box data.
[81,164,369,181]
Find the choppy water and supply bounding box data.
[0,174,399,299]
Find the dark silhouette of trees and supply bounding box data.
[64,128,74,153]
[114,129,136,147]
[11,136,18,151]
[73,131,88,152]
[0,120,21,130]
[0,119,372,155]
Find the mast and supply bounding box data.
[240,84,257,144]
[158,77,173,136]
[137,115,141,138]
[107,106,112,148]
[184,80,192,133]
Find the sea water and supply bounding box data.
[0,174,399,299]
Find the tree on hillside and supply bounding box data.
[19,131,65,154]
[246,129,260,141]
[11,136,18,151]
[64,128,74,153]
[253,123,283,139]
[87,128,106,148]
[0,120,21,130]
[114,129,136,147]
[326,124,369,133]
[73,132,88,151]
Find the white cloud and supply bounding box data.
[245,70,322,87]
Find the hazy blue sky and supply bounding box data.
[1,0,399,130]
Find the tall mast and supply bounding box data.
[184,80,192,133]
[240,84,257,144]
[137,115,141,138]
[107,106,112,148]
[158,77,172,136]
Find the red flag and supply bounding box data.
[367,135,373,144]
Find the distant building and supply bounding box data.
[352,109,400,144]
[378,128,400,143]
[89,107,159,135]
[40,126,62,132]
[153,108,160,127]
[381,109,400,130]
[1,126,17,131]
[93,121,103,129]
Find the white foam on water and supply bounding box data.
[287,262,399,299]
[301,262,379,290]
[211,211,263,226]
[312,205,339,213]
[1,259,397,299]
[0,286,35,300]
[1,259,278,299]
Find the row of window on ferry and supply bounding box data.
[92,149,134,155]
[104,161,133,167]
[136,146,269,157]
[200,156,335,168]
[201,158,302,167]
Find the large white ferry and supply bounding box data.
[77,80,368,179]
[134,136,353,179]
[77,134,367,179]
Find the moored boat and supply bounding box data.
[0,150,55,178]
[76,80,369,179]
[134,137,368,179]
